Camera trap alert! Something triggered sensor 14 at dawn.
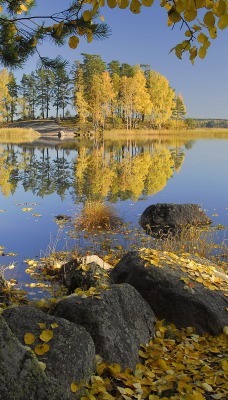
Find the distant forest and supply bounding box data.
[193,119,228,128]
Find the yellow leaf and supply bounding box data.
[209,26,217,39]
[157,359,169,371]
[38,361,46,370]
[20,4,28,11]
[117,0,129,8]
[199,46,207,59]
[0,6,2,12]
[24,332,36,345]
[109,363,121,373]
[130,0,141,14]
[87,31,93,43]
[81,264,90,271]
[68,36,79,49]
[39,329,53,342]
[51,323,58,329]
[125,388,134,395]
[139,349,148,358]
[201,382,213,392]
[82,10,93,21]
[71,381,79,393]
[185,391,205,400]
[141,0,154,6]
[22,207,33,212]
[218,14,228,29]
[184,9,197,22]
[178,381,193,394]
[221,359,228,371]
[203,11,215,27]
[37,322,46,329]
[168,9,181,23]
[107,0,117,8]
[34,343,50,355]
[100,15,105,21]
[223,326,228,335]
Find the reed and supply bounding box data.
[0,127,40,143]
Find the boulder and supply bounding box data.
[140,203,211,235]
[51,283,155,369]
[0,316,72,400]
[2,305,95,398]
[110,250,228,335]
[59,258,111,294]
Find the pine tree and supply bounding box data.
[7,72,18,122]
[172,94,187,120]
[36,68,55,119]
[53,65,72,119]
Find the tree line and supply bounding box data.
[0,53,187,130]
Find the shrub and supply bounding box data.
[75,200,122,231]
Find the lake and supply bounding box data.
[0,134,227,298]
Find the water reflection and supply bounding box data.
[1,138,187,202]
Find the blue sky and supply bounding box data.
[12,1,228,119]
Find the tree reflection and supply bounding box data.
[0,139,187,201]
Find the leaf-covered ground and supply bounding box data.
[80,319,228,400]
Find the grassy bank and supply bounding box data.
[0,127,40,143]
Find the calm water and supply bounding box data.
[0,135,227,295]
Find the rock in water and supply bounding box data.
[140,203,211,235]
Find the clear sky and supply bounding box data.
[10,1,228,119]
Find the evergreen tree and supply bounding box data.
[172,94,187,120]
[81,53,106,95]
[53,64,72,118]
[7,72,18,122]
[36,68,55,119]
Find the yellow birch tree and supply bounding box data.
[147,71,175,128]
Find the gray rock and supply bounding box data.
[51,283,155,369]
[60,259,111,294]
[0,316,71,400]
[2,305,95,398]
[140,203,211,235]
[110,251,228,335]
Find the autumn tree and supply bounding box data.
[119,76,134,129]
[0,68,11,122]
[74,62,89,123]
[88,71,115,129]
[147,71,175,128]
[131,65,152,122]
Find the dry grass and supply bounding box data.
[0,127,40,143]
[150,225,228,272]
[74,200,122,231]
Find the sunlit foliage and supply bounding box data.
[0,1,227,66]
